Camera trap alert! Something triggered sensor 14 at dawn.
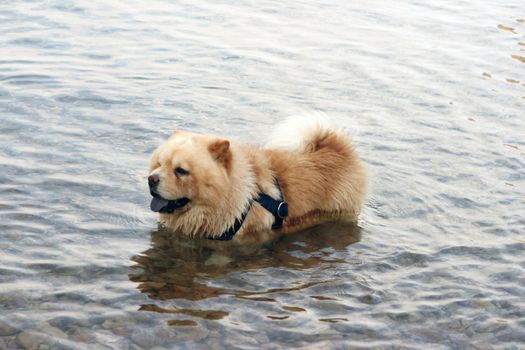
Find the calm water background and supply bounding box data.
[1,1,524,349]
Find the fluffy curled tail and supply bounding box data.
[266,115,344,153]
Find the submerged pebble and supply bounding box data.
[17,331,50,350]
[0,320,18,336]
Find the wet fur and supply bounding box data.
[148,116,367,243]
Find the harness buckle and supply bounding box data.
[276,201,288,219]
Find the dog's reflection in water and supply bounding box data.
[129,222,361,322]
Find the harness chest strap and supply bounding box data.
[211,181,288,241]
[254,192,289,230]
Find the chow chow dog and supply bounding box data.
[148,116,367,243]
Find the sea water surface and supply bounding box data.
[1,1,524,349]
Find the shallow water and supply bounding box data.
[1,0,524,349]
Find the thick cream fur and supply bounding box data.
[148,117,367,243]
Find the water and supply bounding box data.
[1,0,524,349]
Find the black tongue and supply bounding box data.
[150,197,169,212]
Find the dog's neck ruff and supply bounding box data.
[210,180,289,241]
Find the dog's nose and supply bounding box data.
[148,174,159,187]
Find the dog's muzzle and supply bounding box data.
[150,195,190,213]
[148,175,190,213]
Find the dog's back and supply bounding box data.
[265,116,367,233]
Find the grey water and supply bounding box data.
[1,1,524,349]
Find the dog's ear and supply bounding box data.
[148,147,161,173]
[208,139,231,169]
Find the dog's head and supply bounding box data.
[148,131,232,214]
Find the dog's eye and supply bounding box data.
[175,167,189,176]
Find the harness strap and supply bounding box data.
[211,204,252,241]
[254,185,288,230]
[210,179,288,241]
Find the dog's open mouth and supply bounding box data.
[150,193,190,213]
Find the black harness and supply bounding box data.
[211,180,289,241]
